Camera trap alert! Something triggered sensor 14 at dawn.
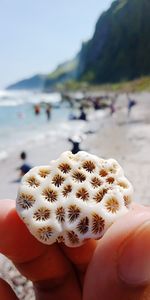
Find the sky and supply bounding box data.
[0,0,113,88]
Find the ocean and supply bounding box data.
[0,90,93,160]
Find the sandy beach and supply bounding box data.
[0,92,150,299]
[0,92,150,205]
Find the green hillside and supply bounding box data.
[7,0,150,91]
[79,0,150,83]
[44,57,79,91]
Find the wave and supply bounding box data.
[0,90,61,106]
[0,89,107,162]
[0,151,8,161]
[0,100,25,106]
[0,119,89,159]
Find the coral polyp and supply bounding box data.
[16,151,133,247]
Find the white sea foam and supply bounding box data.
[0,90,61,106]
[0,100,25,106]
[0,151,8,160]
[0,90,106,160]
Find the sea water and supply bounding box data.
[0,90,91,159]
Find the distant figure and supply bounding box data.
[110,99,116,115]
[94,98,101,110]
[68,137,82,154]
[34,104,40,116]
[18,151,32,178]
[79,107,87,121]
[69,107,87,121]
[45,104,52,121]
[127,95,137,117]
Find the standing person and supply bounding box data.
[68,136,82,154]
[94,98,101,110]
[110,99,116,116]
[127,94,137,117]
[34,104,40,116]
[110,94,118,116]
[79,107,87,121]
[45,104,52,121]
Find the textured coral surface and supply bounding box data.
[16,151,133,247]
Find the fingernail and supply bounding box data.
[118,220,150,285]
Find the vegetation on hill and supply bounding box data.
[7,0,150,92]
[44,0,150,89]
[44,57,79,91]
[79,0,150,83]
[56,76,150,93]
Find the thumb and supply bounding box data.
[83,208,150,300]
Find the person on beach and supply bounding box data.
[34,104,41,116]
[79,107,87,121]
[110,98,116,116]
[93,97,101,110]
[0,200,150,300]
[45,104,52,121]
[68,136,81,154]
[109,93,118,116]
[69,108,87,122]
[18,151,32,178]
[127,94,137,117]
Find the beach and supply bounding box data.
[0,91,150,205]
[0,91,150,299]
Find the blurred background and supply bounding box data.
[0,0,150,207]
[1,1,150,298]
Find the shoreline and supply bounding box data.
[0,92,150,205]
[0,109,104,199]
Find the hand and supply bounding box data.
[0,200,150,300]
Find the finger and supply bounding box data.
[0,200,81,299]
[61,240,97,273]
[34,274,81,300]
[61,240,97,285]
[83,207,150,300]
[0,200,95,280]
[0,199,71,279]
[16,251,81,300]
[0,279,18,300]
[61,202,141,279]
[0,199,47,263]
[62,202,141,276]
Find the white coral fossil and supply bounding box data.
[16,151,133,247]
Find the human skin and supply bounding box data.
[0,200,150,300]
